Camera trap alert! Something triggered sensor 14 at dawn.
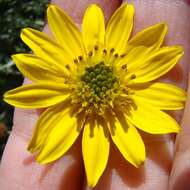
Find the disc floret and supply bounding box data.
[78,62,119,113]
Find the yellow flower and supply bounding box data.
[4,3,186,187]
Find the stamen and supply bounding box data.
[64,78,69,83]
[120,54,126,58]
[110,48,115,54]
[131,74,136,79]
[122,88,128,93]
[88,51,93,57]
[103,49,107,55]
[65,64,70,70]
[74,59,78,64]
[78,56,83,61]
[114,53,119,58]
[94,45,98,51]
[122,64,127,70]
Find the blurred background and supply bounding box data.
[0,0,49,158]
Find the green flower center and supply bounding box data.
[74,61,120,113]
[81,62,118,99]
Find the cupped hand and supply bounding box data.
[0,0,190,190]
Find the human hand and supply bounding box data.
[0,0,189,190]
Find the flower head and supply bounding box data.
[4,3,186,187]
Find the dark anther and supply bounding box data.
[65,64,70,69]
[88,51,93,57]
[131,74,136,79]
[114,53,119,58]
[122,64,127,70]
[78,56,83,61]
[74,59,78,64]
[110,48,115,54]
[94,45,98,51]
[122,88,128,93]
[120,54,126,58]
[64,78,69,83]
[103,49,107,55]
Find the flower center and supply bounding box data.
[77,61,119,113]
[81,62,117,97]
[70,45,137,115]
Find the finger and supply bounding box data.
[166,1,190,189]
[0,1,122,190]
[85,138,175,190]
[83,0,189,189]
[169,80,190,189]
[51,0,122,23]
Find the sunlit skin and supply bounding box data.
[2,1,186,187]
[0,0,190,190]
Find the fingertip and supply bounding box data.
[51,0,122,24]
[169,151,190,190]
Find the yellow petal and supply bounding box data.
[119,23,168,71]
[82,117,110,187]
[12,54,63,82]
[47,5,86,58]
[82,4,105,51]
[127,23,167,52]
[127,46,184,84]
[128,100,180,134]
[108,117,145,167]
[105,3,134,54]
[133,82,186,110]
[21,28,75,75]
[4,83,70,108]
[28,101,70,152]
[36,104,85,164]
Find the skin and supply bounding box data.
[0,0,190,189]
